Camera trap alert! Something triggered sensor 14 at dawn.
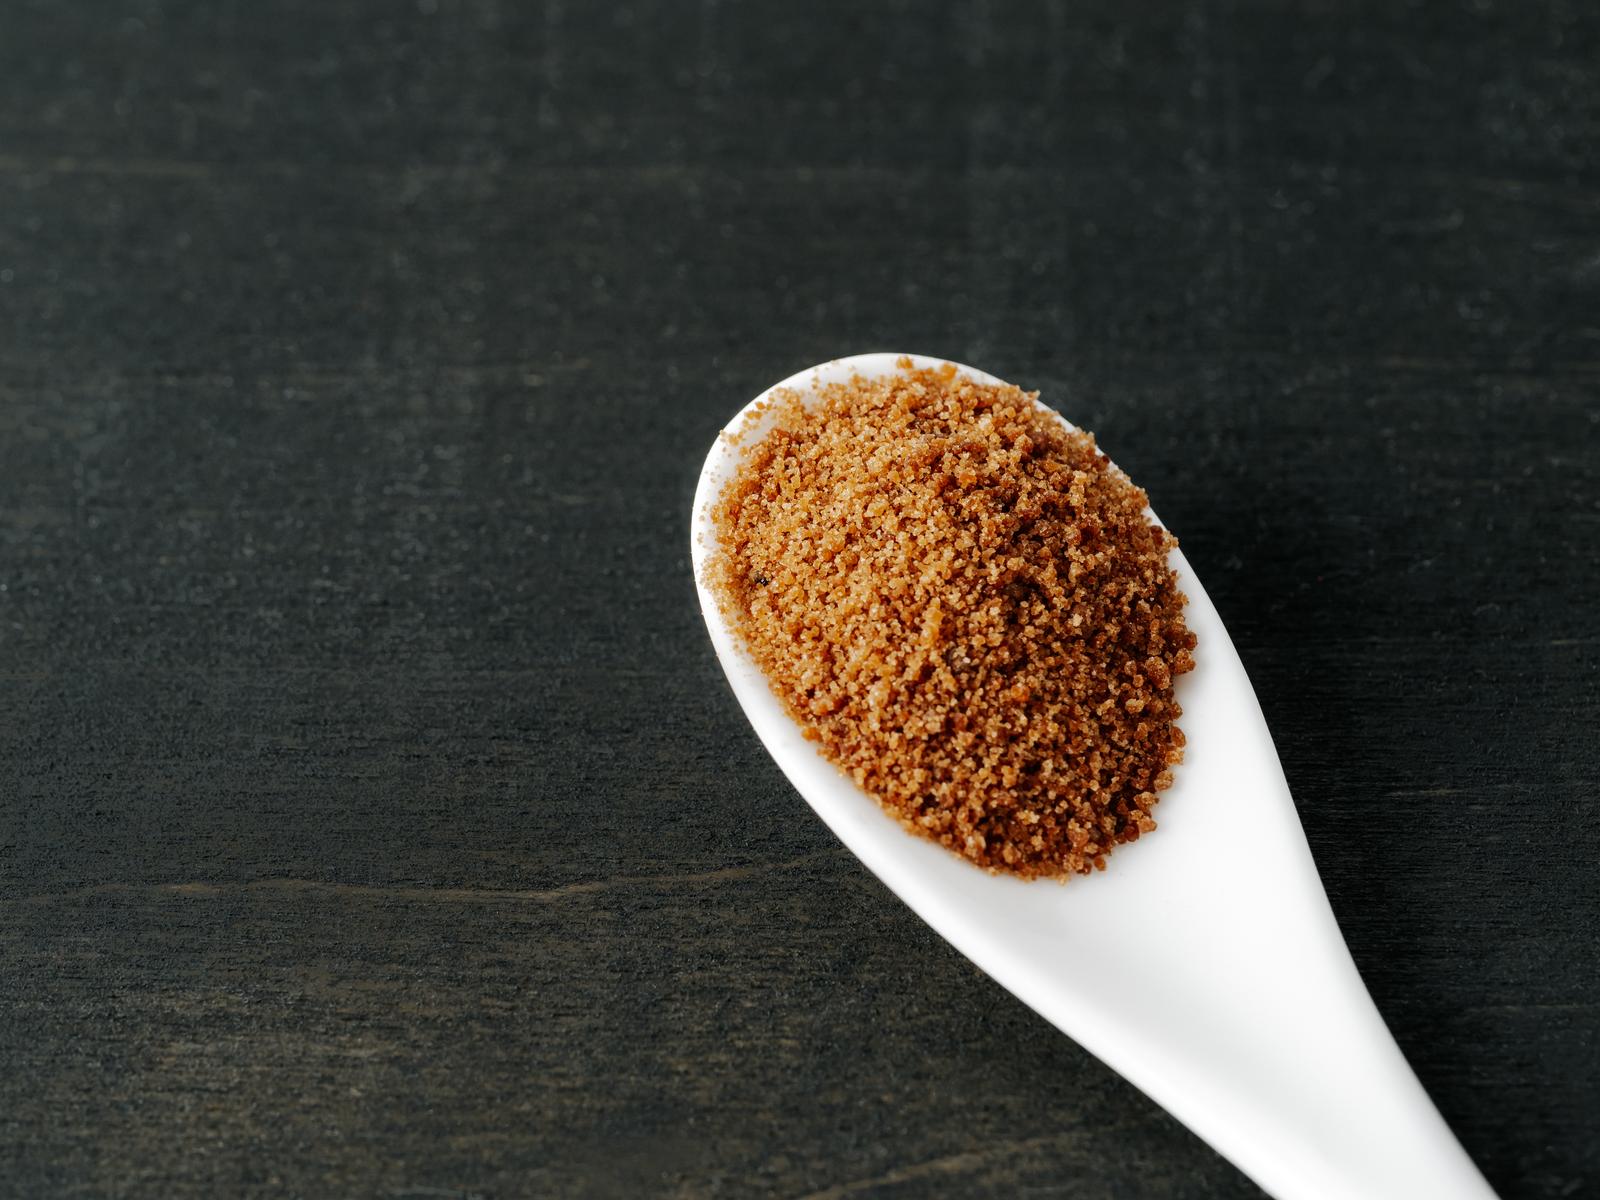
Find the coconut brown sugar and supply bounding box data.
[708,362,1196,879]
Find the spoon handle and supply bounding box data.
[929,706,1501,1200]
[1010,887,1495,1198]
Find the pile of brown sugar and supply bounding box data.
[707,361,1196,879]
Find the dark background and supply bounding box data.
[2,1,1596,1197]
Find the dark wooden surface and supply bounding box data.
[3,1,1597,1196]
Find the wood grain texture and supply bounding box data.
[2,0,1596,1196]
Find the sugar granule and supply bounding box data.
[708,362,1196,879]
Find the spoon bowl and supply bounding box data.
[690,352,1496,1200]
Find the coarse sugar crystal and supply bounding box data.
[708,361,1196,879]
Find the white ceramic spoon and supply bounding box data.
[690,352,1498,1200]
